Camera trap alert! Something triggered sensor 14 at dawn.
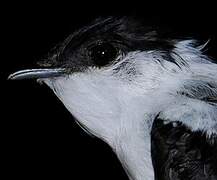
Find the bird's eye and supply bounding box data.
[89,42,118,67]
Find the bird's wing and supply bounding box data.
[151,115,217,180]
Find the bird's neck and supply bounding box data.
[111,125,154,180]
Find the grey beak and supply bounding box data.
[8,68,65,80]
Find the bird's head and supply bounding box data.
[9,17,210,142]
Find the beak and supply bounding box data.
[8,68,65,80]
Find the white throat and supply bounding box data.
[43,74,158,180]
[111,125,154,180]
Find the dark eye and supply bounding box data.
[89,42,118,67]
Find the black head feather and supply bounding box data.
[38,16,177,72]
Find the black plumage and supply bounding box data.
[38,17,179,72]
[151,116,217,180]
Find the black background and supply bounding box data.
[2,1,217,179]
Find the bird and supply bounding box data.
[8,16,217,180]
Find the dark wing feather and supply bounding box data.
[151,116,217,180]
